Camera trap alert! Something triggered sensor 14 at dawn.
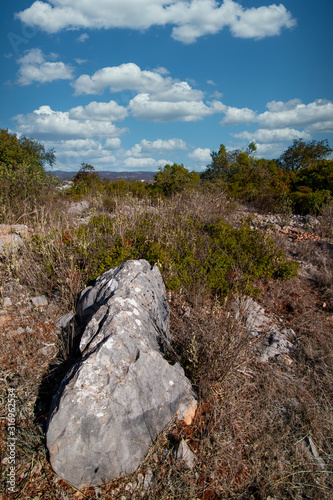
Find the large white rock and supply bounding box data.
[47,260,196,488]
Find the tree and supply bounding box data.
[0,129,56,222]
[154,163,200,196]
[73,163,99,185]
[0,128,55,169]
[279,139,332,172]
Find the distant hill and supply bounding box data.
[49,170,156,182]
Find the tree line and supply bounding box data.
[1,128,332,219]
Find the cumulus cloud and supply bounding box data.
[16,0,296,43]
[123,157,169,169]
[72,63,203,99]
[257,99,333,130]
[105,138,122,150]
[50,138,102,151]
[220,98,333,134]
[16,48,74,85]
[69,100,128,121]
[188,147,211,167]
[221,98,333,157]
[72,63,226,122]
[13,105,124,139]
[221,105,257,125]
[229,3,296,39]
[232,128,311,144]
[128,138,187,157]
[129,94,224,122]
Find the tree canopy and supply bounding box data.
[0,128,55,169]
[154,163,200,196]
[278,139,332,172]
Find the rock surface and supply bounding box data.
[233,296,295,362]
[47,259,196,489]
[0,224,29,252]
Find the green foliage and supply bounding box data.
[0,129,55,169]
[44,213,298,300]
[290,189,331,215]
[0,130,57,222]
[201,139,333,215]
[278,139,332,172]
[69,163,102,197]
[292,159,333,193]
[104,179,149,199]
[154,163,200,196]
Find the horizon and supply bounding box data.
[1,1,333,173]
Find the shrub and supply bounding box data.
[0,161,57,223]
[0,130,57,223]
[154,163,200,196]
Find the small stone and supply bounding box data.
[16,327,25,334]
[136,473,144,487]
[31,296,48,308]
[55,311,74,332]
[175,439,196,469]
[0,315,13,327]
[143,468,153,490]
[3,297,12,308]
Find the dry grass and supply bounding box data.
[1,188,332,499]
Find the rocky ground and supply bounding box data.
[0,205,332,499]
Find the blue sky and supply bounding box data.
[1,0,333,172]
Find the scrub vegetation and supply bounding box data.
[0,129,332,499]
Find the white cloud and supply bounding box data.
[230,3,296,39]
[257,99,333,130]
[69,100,128,121]
[16,48,74,85]
[220,98,333,158]
[77,33,89,42]
[128,138,187,157]
[73,63,165,95]
[123,157,168,169]
[129,94,224,122]
[105,138,122,150]
[16,0,296,43]
[72,63,203,100]
[153,67,170,75]
[233,128,311,144]
[188,147,211,166]
[75,58,88,65]
[220,98,333,137]
[265,98,302,113]
[13,105,124,140]
[71,63,226,122]
[305,121,333,135]
[221,105,257,125]
[254,142,287,159]
[139,138,187,152]
[50,138,101,151]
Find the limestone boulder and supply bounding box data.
[47,260,196,488]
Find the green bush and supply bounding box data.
[290,189,331,215]
[154,163,200,196]
[57,214,299,299]
[0,161,57,222]
[0,130,57,222]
